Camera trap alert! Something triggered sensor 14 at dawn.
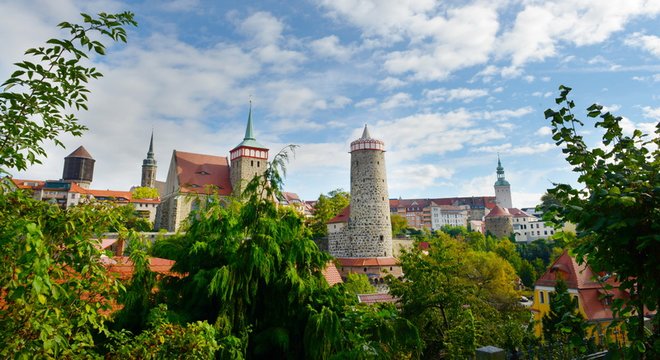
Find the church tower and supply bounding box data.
[330,125,393,258]
[62,145,95,189]
[494,155,512,208]
[141,131,157,188]
[229,103,269,196]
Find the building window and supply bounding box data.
[251,160,254,166]
[540,291,545,304]
[379,235,384,241]
[257,161,260,167]
[363,268,367,272]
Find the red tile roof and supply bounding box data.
[485,205,511,218]
[321,262,343,286]
[336,257,398,267]
[105,256,176,280]
[535,251,655,321]
[66,145,93,159]
[328,206,350,224]
[174,150,233,195]
[282,192,301,203]
[85,189,132,201]
[507,207,533,217]
[357,293,398,304]
[10,178,45,190]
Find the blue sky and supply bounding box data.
[2,0,659,207]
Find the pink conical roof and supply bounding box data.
[66,146,93,159]
[485,205,511,217]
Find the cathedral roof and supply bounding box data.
[173,150,232,195]
[66,145,93,159]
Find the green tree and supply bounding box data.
[343,273,376,295]
[131,186,159,199]
[0,190,124,357]
[0,12,136,174]
[308,188,350,239]
[541,279,586,349]
[544,86,659,355]
[538,191,562,214]
[391,213,408,237]
[518,259,537,288]
[440,225,469,238]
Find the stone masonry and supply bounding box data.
[329,125,393,258]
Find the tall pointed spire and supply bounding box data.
[361,124,371,139]
[147,130,155,158]
[244,100,255,141]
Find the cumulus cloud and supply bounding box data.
[381,92,414,109]
[625,32,660,57]
[310,35,353,61]
[641,106,660,121]
[424,87,489,103]
[473,143,555,155]
[535,126,553,136]
[389,164,454,192]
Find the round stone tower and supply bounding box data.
[62,145,95,189]
[346,125,392,258]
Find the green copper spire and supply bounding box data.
[244,101,255,140]
[494,154,509,186]
[234,101,266,149]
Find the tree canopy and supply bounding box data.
[544,85,659,355]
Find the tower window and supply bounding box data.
[251,160,254,166]
[364,268,367,272]
[257,161,260,167]
[379,235,384,241]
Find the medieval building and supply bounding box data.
[62,146,95,189]
[328,125,400,280]
[141,132,157,188]
[156,105,268,232]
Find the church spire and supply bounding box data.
[141,131,157,188]
[147,130,155,158]
[244,100,255,141]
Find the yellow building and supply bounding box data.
[530,251,654,343]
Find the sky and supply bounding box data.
[2,0,659,208]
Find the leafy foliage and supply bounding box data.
[544,86,659,354]
[388,233,530,358]
[0,12,136,174]
[131,186,159,199]
[0,190,123,357]
[391,213,408,237]
[308,189,350,239]
[343,273,376,295]
[541,279,586,350]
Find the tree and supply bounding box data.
[440,225,469,238]
[538,191,562,214]
[131,186,159,199]
[343,273,376,295]
[0,12,136,357]
[544,86,659,355]
[541,279,586,348]
[308,188,350,239]
[391,213,408,237]
[0,12,136,174]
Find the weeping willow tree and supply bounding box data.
[152,147,421,359]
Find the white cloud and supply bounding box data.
[424,87,489,103]
[625,32,660,57]
[641,106,660,121]
[473,143,555,155]
[497,1,660,67]
[310,35,353,61]
[379,77,407,90]
[535,126,553,136]
[355,98,377,108]
[601,104,621,113]
[479,107,534,122]
[389,164,454,192]
[381,92,414,109]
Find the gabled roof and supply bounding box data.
[104,256,176,280]
[174,150,232,195]
[328,206,350,224]
[85,189,132,202]
[10,178,45,190]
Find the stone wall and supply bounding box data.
[485,216,513,239]
[230,156,267,196]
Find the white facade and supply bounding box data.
[430,204,469,230]
[511,211,556,242]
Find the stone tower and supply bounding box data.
[485,205,513,239]
[141,131,157,188]
[62,145,95,189]
[330,125,393,258]
[229,103,269,196]
[494,155,512,208]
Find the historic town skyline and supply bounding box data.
[2,0,659,207]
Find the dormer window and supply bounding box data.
[196,170,210,175]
